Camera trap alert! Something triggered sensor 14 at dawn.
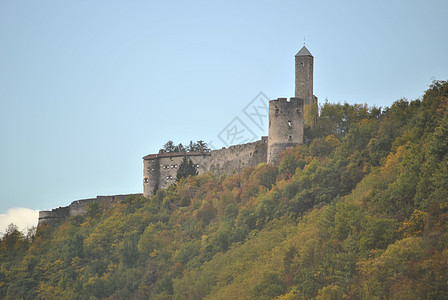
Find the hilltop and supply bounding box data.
[1,81,447,299]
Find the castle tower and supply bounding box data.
[267,46,314,165]
[295,46,317,126]
[295,45,313,105]
[267,97,304,165]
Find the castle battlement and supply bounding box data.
[143,151,211,160]
[39,46,317,226]
[143,137,269,197]
[267,97,305,165]
[143,46,316,196]
[38,194,140,226]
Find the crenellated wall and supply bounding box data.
[205,136,268,176]
[142,137,268,197]
[38,194,140,227]
[267,97,304,165]
[40,47,316,228]
[142,47,316,195]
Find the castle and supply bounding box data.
[38,46,317,226]
[142,45,317,197]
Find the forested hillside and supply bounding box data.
[1,81,448,299]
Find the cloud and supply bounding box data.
[0,208,39,236]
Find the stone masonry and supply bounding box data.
[38,194,140,226]
[39,46,317,224]
[143,138,268,197]
[143,46,316,197]
[267,97,304,165]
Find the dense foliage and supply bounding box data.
[176,156,198,181]
[1,81,447,299]
[161,140,210,153]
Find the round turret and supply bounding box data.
[295,46,314,106]
[295,46,318,127]
[267,97,304,165]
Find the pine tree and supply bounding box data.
[176,156,198,181]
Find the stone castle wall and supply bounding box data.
[143,152,212,196]
[268,97,304,165]
[38,206,70,227]
[143,137,268,197]
[205,136,268,176]
[40,47,315,226]
[38,194,140,226]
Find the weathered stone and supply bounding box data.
[142,138,268,197]
[38,194,140,226]
[40,47,318,223]
[143,47,317,195]
[267,97,304,165]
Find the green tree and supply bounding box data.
[278,153,299,178]
[176,156,198,181]
[121,231,140,268]
[175,143,186,152]
[162,140,176,152]
[253,271,287,299]
[196,140,210,152]
[187,140,211,152]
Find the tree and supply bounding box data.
[176,156,198,181]
[196,140,210,152]
[278,153,299,178]
[175,143,186,153]
[187,140,196,152]
[162,140,210,152]
[187,140,211,152]
[163,140,175,153]
[121,231,140,268]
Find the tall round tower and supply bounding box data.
[295,46,317,127]
[295,46,313,105]
[267,46,314,165]
[267,97,304,165]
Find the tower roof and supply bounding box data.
[295,46,312,57]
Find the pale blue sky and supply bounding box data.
[0,1,447,227]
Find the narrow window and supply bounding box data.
[288,120,292,128]
[289,135,292,140]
